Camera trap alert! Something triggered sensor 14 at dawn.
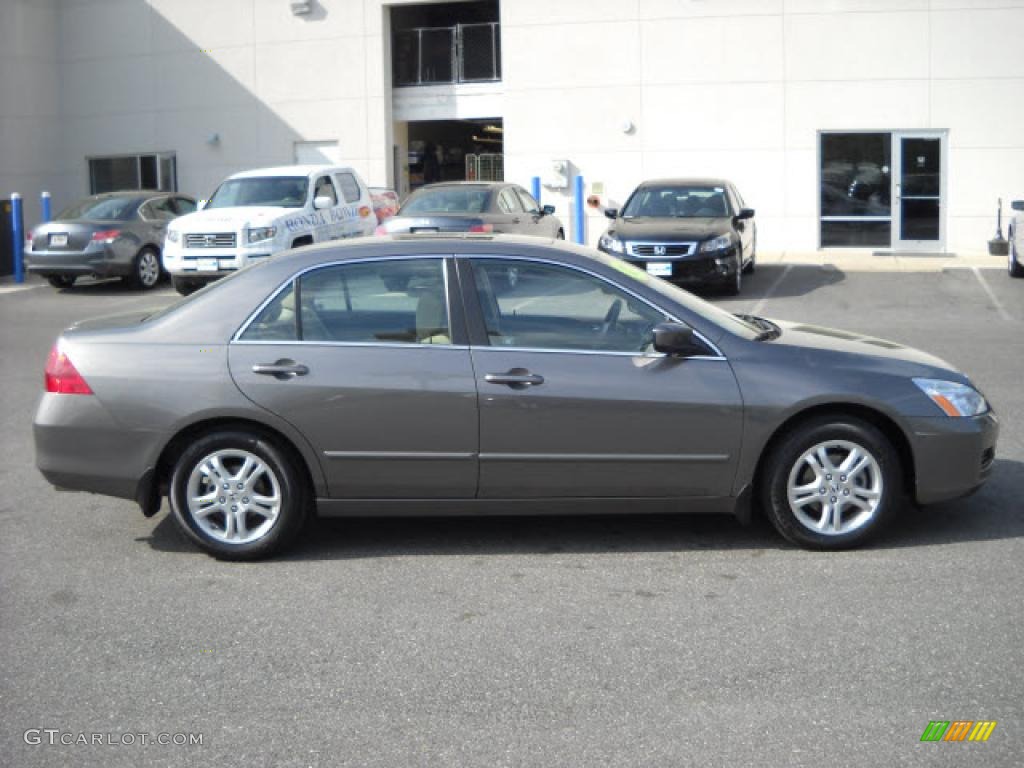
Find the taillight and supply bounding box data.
[468,224,494,233]
[91,229,121,242]
[44,344,93,395]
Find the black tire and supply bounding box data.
[760,416,901,550]
[1010,228,1024,278]
[128,247,162,290]
[171,275,199,296]
[723,256,742,295]
[47,275,76,290]
[169,430,309,560]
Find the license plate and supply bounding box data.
[49,233,68,247]
[196,258,219,272]
[646,262,672,277]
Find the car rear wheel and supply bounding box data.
[129,247,161,290]
[1010,229,1024,277]
[47,275,76,290]
[169,430,309,559]
[761,417,900,549]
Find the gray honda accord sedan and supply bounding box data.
[34,235,998,558]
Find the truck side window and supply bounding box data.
[337,173,361,204]
[314,176,338,206]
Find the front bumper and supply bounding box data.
[598,245,740,284]
[26,242,131,277]
[908,410,999,504]
[162,239,273,278]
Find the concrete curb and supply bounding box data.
[760,251,1007,272]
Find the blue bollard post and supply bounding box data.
[531,176,541,205]
[11,192,25,284]
[573,175,585,244]
[41,190,52,223]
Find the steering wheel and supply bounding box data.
[600,299,623,337]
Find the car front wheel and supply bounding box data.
[761,417,901,549]
[169,430,309,559]
[171,275,199,295]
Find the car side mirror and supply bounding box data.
[542,204,556,216]
[736,207,755,220]
[652,322,700,357]
[313,195,333,210]
[1012,200,1024,212]
[604,208,618,220]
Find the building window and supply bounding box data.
[88,152,177,194]
[819,133,891,248]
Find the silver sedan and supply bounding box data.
[26,191,197,290]
[34,236,998,558]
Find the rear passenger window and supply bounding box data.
[240,260,450,345]
[497,189,522,214]
[314,176,338,206]
[337,173,361,204]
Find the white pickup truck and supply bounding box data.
[163,165,377,294]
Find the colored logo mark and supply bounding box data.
[920,720,997,742]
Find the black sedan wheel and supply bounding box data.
[1010,230,1023,277]
[169,430,309,559]
[762,417,900,549]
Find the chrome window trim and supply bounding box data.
[231,254,455,345]
[464,253,726,360]
[469,345,724,362]
[626,241,697,258]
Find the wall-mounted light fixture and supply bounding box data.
[206,132,221,146]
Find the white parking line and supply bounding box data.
[971,266,1013,322]
[750,264,793,317]
[0,282,45,295]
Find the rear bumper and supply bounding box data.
[908,411,999,504]
[34,392,159,502]
[25,244,130,277]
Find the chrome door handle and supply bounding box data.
[252,360,309,379]
[484,370,544,388]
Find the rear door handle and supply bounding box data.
[484,370,544,388]
[252,360,309,379]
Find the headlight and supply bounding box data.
[165,230,179,243]
[247,226,276,244]
[598,233,625,254]
[913,378,989,417]
[700,234,733,253]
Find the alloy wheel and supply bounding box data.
[185,449,282,544]
[137,250,161,288]
[786,440,883,536]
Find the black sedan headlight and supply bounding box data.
[699,233,733,253]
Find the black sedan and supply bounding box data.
[25,191,197,290]
[378,182,564,239]
[597,178,755,294]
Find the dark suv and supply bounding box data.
[597,178,755,294]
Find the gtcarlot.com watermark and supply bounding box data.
[24,729,203,747]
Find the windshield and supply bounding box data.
[207,177,309,209]
[595,253,760,340]
[56,197,141,221]
[622,185,731,218]
[401,187,490,215]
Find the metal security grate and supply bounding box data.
[394,22,500,86]
[465,154,504,182]
[184,233,236,248]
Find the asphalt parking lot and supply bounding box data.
[1,264,1022,767]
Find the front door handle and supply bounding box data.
[252,360,309,379]
[484,369,544,389]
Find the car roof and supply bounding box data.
[416,182,510,190]
[227,165,356,180]
[638,178,733,188]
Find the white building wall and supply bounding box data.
[502,0,1024,253]
[0,0,61,227]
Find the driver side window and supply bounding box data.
[470,259,669,353]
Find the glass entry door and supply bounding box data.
[895,133,944,249]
